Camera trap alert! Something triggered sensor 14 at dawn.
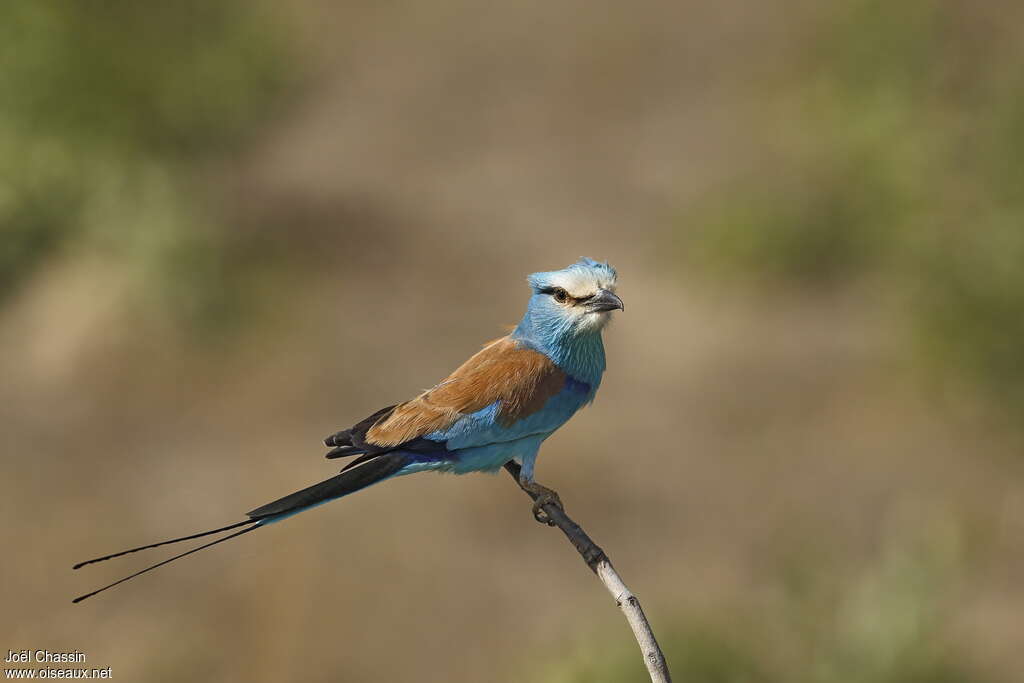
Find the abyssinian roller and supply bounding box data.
[73,258,623,602]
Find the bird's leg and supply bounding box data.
[519,478,564,526]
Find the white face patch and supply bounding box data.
[574,307,614,332]
[544,270,618,333]
[546,271,617,300]
[527,260,619,336]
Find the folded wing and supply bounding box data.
[324,336,567,469]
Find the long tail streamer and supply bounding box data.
[72,519,258,570]
[72,523,261,603]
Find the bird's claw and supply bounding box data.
[523,483,563,526]
[532,500,558,525]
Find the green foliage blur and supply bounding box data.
[547,515,985,683]
[678,0,1024,416]
[0,0,292,331]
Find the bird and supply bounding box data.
[72,257,623,603]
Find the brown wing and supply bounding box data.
[363,336,567,448]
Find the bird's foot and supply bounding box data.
[520,481,563,526]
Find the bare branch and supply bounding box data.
[504,462,672,683]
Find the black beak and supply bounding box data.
[586,289,624,313]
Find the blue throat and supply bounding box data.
[511,294,607,389]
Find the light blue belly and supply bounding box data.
[397,433,547,476]
[451,434,548,474]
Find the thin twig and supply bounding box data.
[503,462,672,683]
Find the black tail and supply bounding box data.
[72,454,409,603]
[246,453,409,519]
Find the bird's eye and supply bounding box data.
[552,288,569,303]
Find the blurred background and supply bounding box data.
[2,0,1023,681]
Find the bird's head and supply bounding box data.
[519,257,622,341]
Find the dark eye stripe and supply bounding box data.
[541,287,591,305]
